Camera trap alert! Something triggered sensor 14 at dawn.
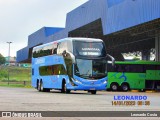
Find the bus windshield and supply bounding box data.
[73,41,106,57]
[74,59,107,79]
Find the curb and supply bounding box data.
[145,90,156,93]
[131,90,140,92]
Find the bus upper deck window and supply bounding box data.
[53,48,57,54]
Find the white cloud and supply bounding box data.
[0,0,88,57]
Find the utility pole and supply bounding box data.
[7,42,12,66]
[6,42,12,85]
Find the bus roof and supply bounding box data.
[68,37,103,42]
[33,37,103,50]
[115,61,160,65]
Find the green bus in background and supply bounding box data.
[107,61,160,91]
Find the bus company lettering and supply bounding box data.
[82,48,100,51]
[114,95,147,100]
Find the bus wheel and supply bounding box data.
[91,90,97,94]
[61,81,70,93]
[121,83,129,91]
[66,89,71,94]
[61,80,66,93]
[45,89,50,92]
[40,81,44,92]
[40,81,50,92]
[37,80,41,92]
[64,83,71,94]
[111,83,118,91]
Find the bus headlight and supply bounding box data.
[75,79,82,84]
[103,80,107,84]
[72,78,82,84]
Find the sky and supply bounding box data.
[0,0,88,57]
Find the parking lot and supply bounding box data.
[0,87,160,120]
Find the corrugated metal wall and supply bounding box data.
[46,29,68,43]
[17,27,65,62]
[105,0,160,34]
[66,0,107,31]
[16,46,29,62]
[17,0,160,62]
[27,27,46,48]
[66,0,160,35]
[27,27,64,48]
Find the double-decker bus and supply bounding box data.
[31,37,114,94]
[107,61,160,91]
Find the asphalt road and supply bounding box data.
[0,87,160,120]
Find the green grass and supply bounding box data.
[0,84,25,87]
[0,66,31,81]
[0,66,31,88]
[0,84,32,88]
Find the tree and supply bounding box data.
[0,54,6,65]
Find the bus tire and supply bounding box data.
[61,81,65,93]
[91,90,97,94]
[37,80,41,92]
[40,80,50,92]
[44,89,50,92]
[40,80,44,92]
[36,80,39,90]
[66,89,71,94]
[61,80,70,93]
[110,83,118,91]
[121,83,129,91]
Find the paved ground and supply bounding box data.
[0,87,159,120]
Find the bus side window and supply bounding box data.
[129,65,135,72]
[114,65,119,72]
[48,66,53,75]
[52,48,57,54]
[51,66,55,75]
[125,65,130,72]
[128,65,144,73]
[57,42,67,55]
[146,65,156,70]
[52,43,57,54]
[107,64,114,72]
[136,65,144,72]
[157,65,160,70]
[57,42,61,54]
[117,65,124,72]
[67,41,72,53]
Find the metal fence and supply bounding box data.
[0,81,31,87]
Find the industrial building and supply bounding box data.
[17,0,160,63]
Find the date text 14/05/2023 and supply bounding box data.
[112,95,150,106]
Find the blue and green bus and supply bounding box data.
[107,61,160,91]
[31,37,114,94]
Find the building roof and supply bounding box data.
[17,0,160,63]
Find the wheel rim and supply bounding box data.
[64,83,67,93]
[123,85,128,91]
[112,85,117,90]
[38,81,41,91]
[40,81,43,91]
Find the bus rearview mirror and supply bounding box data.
[107,54,115,66]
